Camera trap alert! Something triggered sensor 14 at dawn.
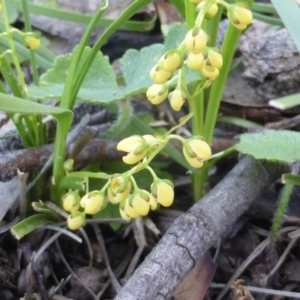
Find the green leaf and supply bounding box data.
[29,44,165,103]
[93,203,123,231]
[163,23,186,51]
[269,93,300,110]
[282,173,300,186]
[270,0,300,53]
[11,214,55,239]
[217,116,261,129]
[28,23,196,104]
[29,47,119,101]
[0,6,18,24]
[0,92,73,129]
[235,130,300,163]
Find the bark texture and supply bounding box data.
[115,156,286,300]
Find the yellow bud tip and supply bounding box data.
[24,35,41,50]
[108,178,132,204]
[150,65,172,84]
[207,50,223,69]
[186,52,205,70]
[185,28,208,54]
[132,193,150,216]
[183,139,212,168]
[159,51,182,73]
[153,180,174,207]
[146,84,168,105]
[229,5,253,30]
[119,206,132,221]
[124,199,140,219]
[117,136,147,164]
[67,212,85,230]
[80,191,105,215]
[168,89,185,111]
[62,191,80,213]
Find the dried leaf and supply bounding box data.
[174,251,216,300]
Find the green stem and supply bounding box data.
[1,0,28,98]
[185,0,196,28]
[190,88,204,201]
[270,182,294,243]
[21,0,39,85]
[206,4,223,47]
[204,24,241,144]
[71,0,154,104]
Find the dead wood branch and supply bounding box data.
[115,156,287,300]
[0,139,121,182]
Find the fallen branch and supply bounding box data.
[115,156,287,300]
[0,139,121,182]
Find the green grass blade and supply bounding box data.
[252,12,283,26]
[9,0,156,32]
[252,2,276,14]
[283,173,300,186]
[11,214,55,239]
[217,116,262,128]
[269,93,300,110]
[270,0,300,53]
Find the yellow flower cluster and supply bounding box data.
[64,176,175,229]
[145,0,252,111]
[64,133,212,229]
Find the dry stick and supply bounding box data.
[55,239,99,300]
[0,138,121,182]
[124,218,147,280]
[92,224,121,293]
[115,156,287,300]
[211,283,300,299]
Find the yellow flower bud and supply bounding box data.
[131,191,151,216]
[119,204,131,221]
[107,176,132,204]
[201,65,219,81]
[207,49,223,69]
[117,136,147,164]
[183,138,211,168]
[62,190,80,213]
[24,34,41,50]
[67,212,86,230]
[146,84,169,105]
[150,65,172,84]
[196,3,218,19]
[158,51,183,73]
[185,28,208,54]
[124,197,140,219]
[228,5,252,30]
[151,179,174,207]
[80,191,105,214]
[186,52,205,70]
[168,89,185,111]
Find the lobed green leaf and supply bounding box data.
[235,130,300,163]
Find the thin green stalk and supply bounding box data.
[204,24,241,144]
[52,0,155,200]
[1,0,28,98]
[185,0,196,28]
[71,0,154,104]
[190,89,204,201]
[60,1,109,109]
[270,182,294,243]
[9,0,156,32]
[52,2,109,195]
[0,47,32,147]
[21,0,39,85]
[206,4,223,47]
